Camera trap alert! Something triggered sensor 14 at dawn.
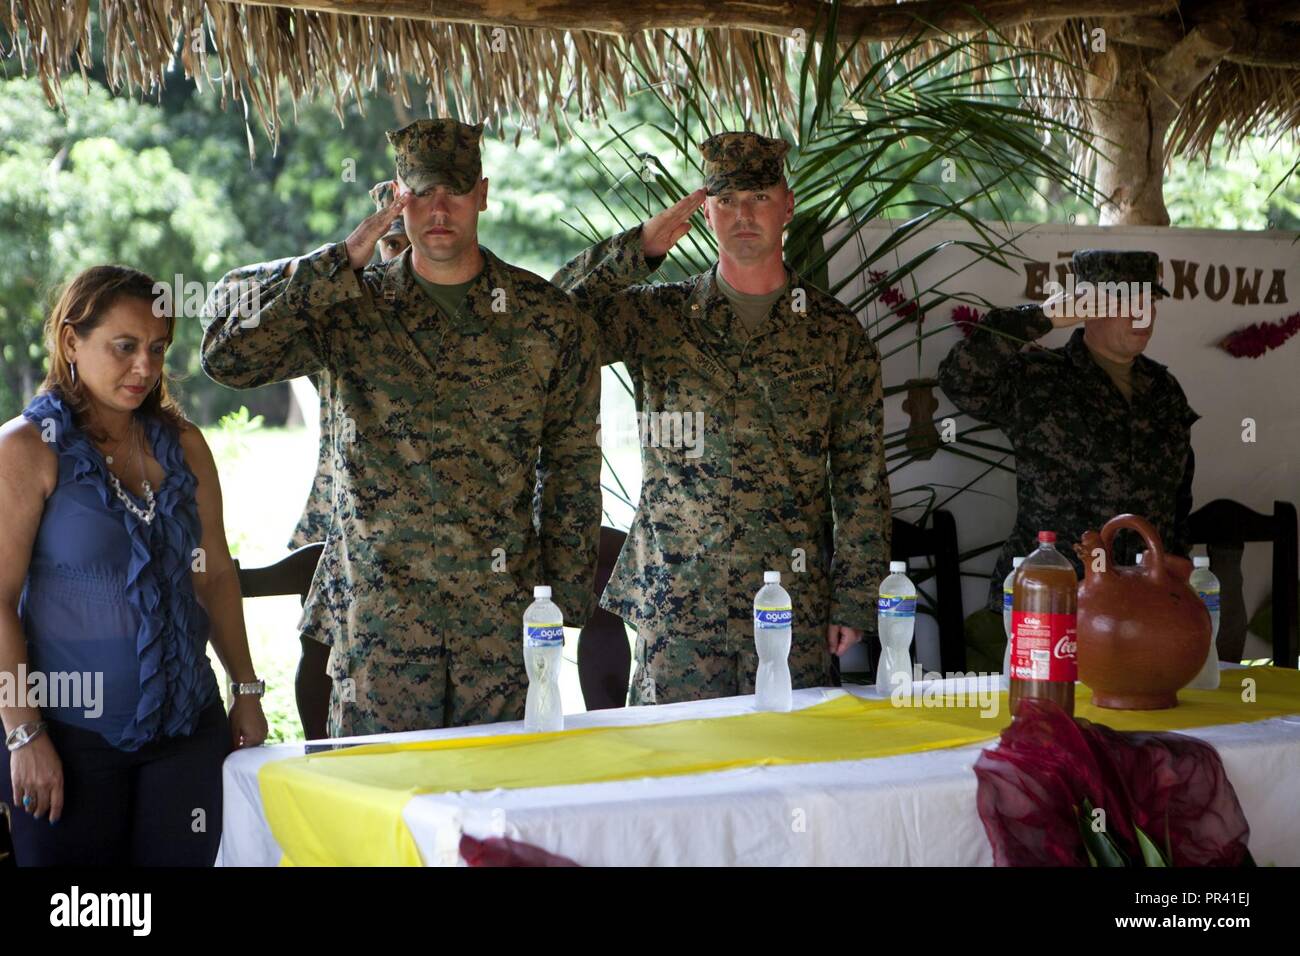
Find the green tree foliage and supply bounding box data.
[0,81,240,417]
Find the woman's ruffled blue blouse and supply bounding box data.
[19,391,219,751]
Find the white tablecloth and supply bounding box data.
[219,674,1300,866]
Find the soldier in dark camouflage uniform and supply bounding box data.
[554,132,891,706]
[938,249,1198,613]
[287,181,411,550]
[202,119,601,735]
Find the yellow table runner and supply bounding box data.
[258,666,1300,866]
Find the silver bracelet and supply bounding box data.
[4,721,48,753]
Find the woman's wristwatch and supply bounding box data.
[5,721,48,752]
[229,679,266,699]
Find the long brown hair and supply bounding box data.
[40,265,189,441]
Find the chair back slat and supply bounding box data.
[1187,498,1298,668]
[235,543,328,737]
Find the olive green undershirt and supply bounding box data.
[716,270,789,340]
[410,263,480,320]
[1084,340,1135,403]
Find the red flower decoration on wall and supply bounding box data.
[951,304,986,338]
[1219,311,1300,358]
[869,269,923,324]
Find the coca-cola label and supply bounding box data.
[1010,610,1077,682]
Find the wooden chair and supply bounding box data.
[853,510,966,677]
[1187,499,1298,668]
[577,527,632,710]
[235,543,329,738]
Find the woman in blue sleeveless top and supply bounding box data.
[0,265,267,865]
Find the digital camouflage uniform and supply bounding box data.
[553,132,892,706]
[288,181,409,550]
[937,250,1198,613]
[202,120,601,735]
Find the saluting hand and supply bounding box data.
[344,181,410,271]
[642,188,707,259]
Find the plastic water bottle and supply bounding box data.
[1001,556,1025,676]
[753,571,793,712]
[523,585,564,732]
[1187,557,1221,690]
[876,561,917,695]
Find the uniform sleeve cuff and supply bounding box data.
[985,303,1051,340]
[295,241,364,303]
[625,225,666,275]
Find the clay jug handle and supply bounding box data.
[1100,513,1166,583]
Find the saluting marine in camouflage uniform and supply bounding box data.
[203,120,601,735]
[554,132,891,705]
[937,249,1198,613]
[288,181,412,550]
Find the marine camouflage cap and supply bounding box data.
[1073,250,1170,297]
[368,180,408,237]
[386,119,484,195]
[701,132,790,195]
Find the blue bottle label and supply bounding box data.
[878,594,917,617]
[754,606,793,629]
[1196,587,1221,613]
[525,623,564,647]
[1002,587,1013,612]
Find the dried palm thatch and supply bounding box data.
[2,0,1298,166]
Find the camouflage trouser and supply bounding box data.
[325,644,527,737]
[627,568,833,706]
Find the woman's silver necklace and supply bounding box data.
[105,421,156,525]
[103,429,129,465]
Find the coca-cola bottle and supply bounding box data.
[1008,531,1078,718]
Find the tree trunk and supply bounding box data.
[1087,25,1231,226]
[1087,46,1171,226]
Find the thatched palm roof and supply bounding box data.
[4,0,1299,161]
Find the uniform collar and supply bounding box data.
[688,261,804,342]
[1065,326,1162,393]
[381,244,515,324]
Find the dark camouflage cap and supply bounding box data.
[1073,250,1170,297]
[368,180,408,237]
[386,119,484,195]
[701,132,790,195]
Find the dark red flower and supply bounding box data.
[869,269,924,324]
[974,699,1251,866]
[951,304,986,338]
[459,834,580,867]
[1219,311,1300,358]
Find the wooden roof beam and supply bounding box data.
[224,0,1178,39]
[1102,12,1300,69]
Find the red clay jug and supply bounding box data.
[1074,514,1210,710]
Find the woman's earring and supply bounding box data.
[70,361,77,384]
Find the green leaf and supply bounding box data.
[1135,826,1170,867]
[1078,799,1129,867]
